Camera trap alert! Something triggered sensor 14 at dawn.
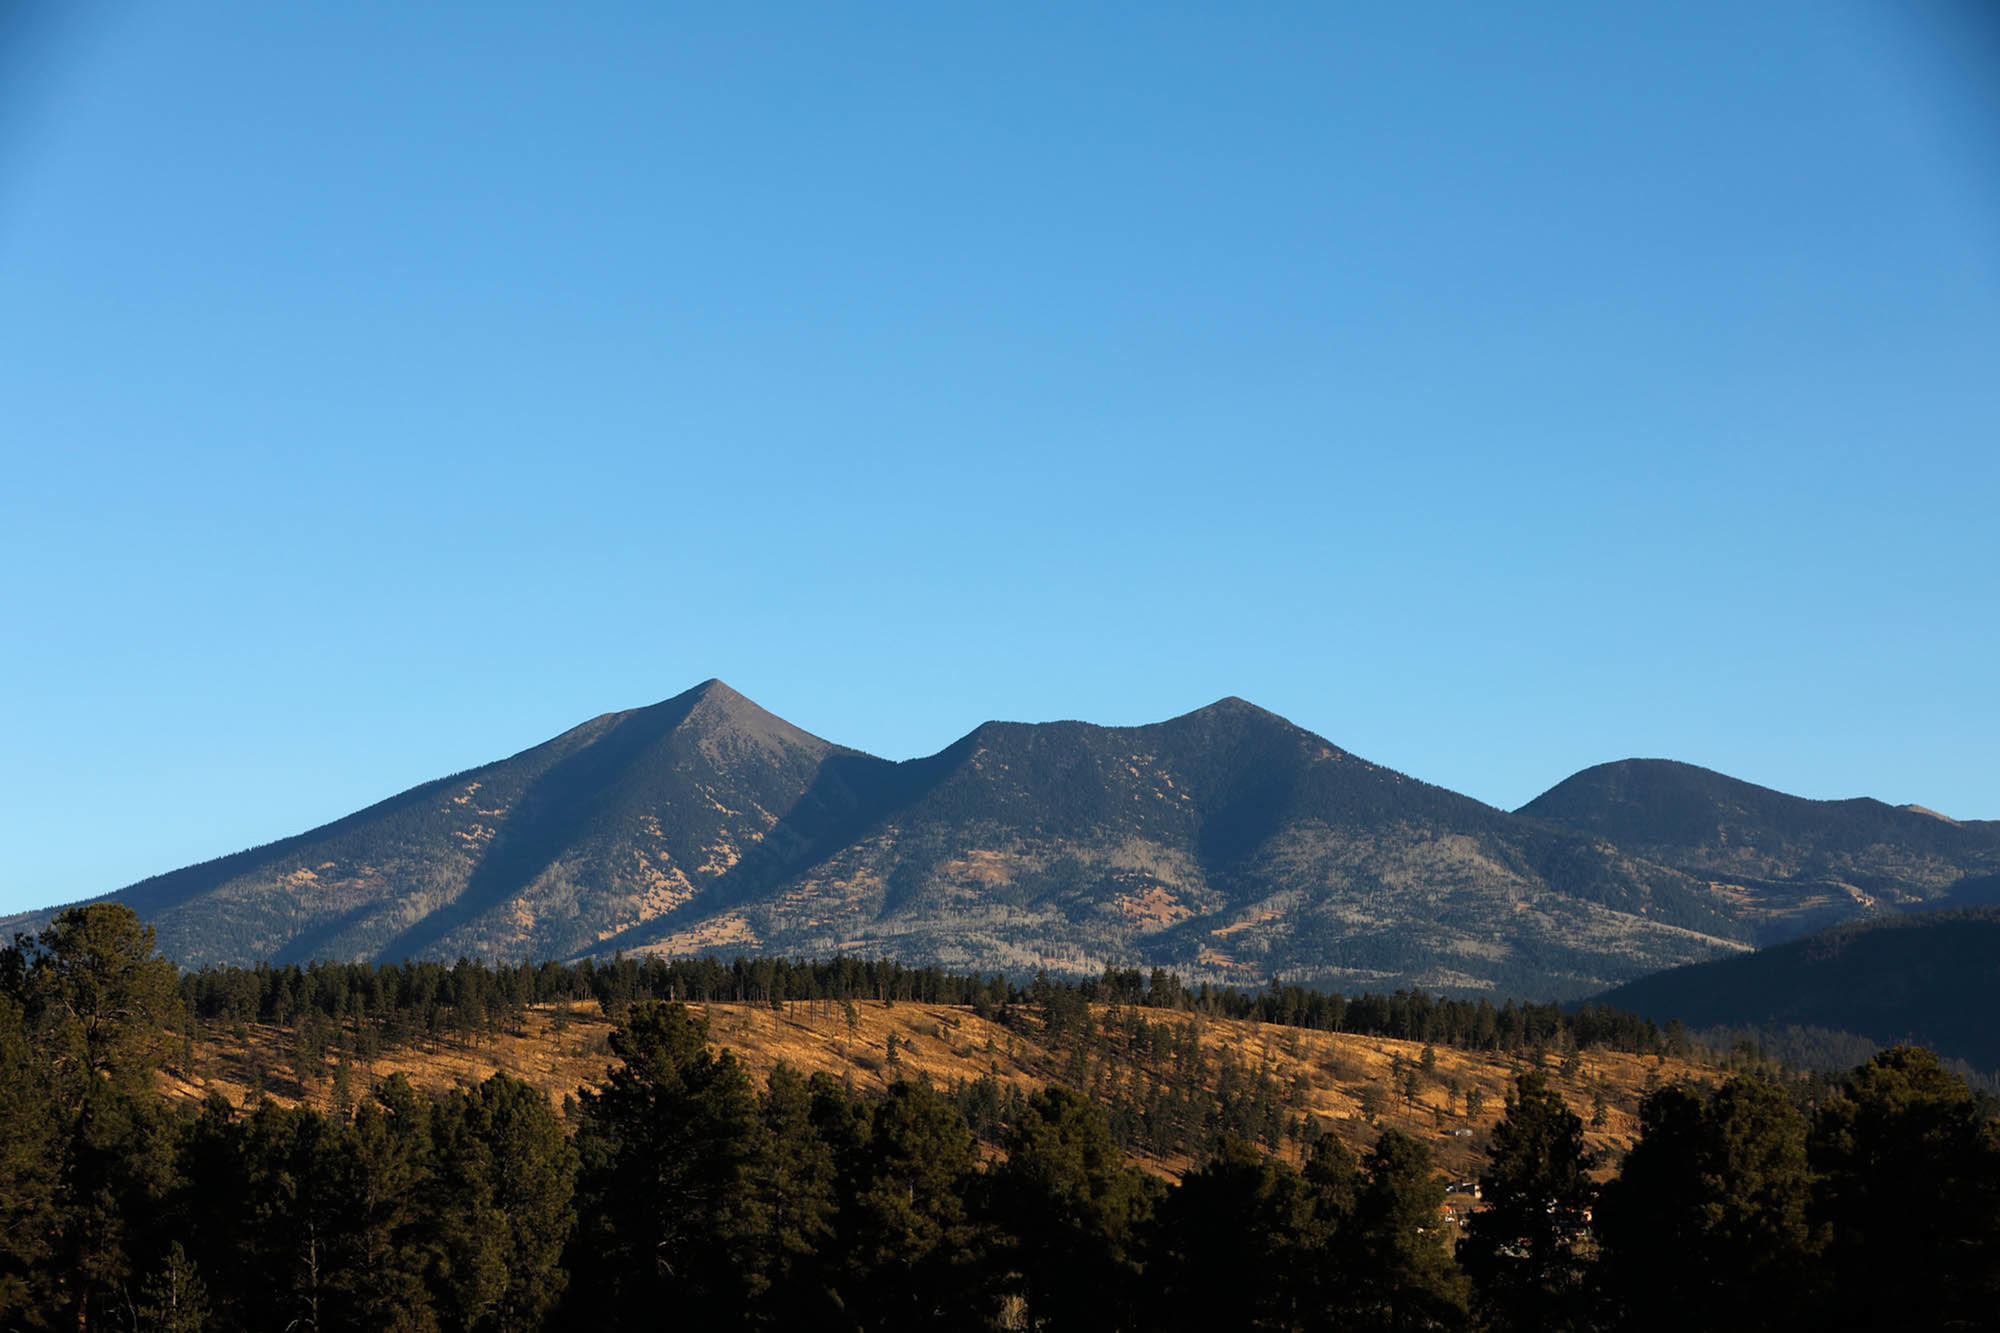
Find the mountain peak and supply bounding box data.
[672,677,743,707]
[1156,694,1304,734]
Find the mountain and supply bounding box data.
[82,681,895,968]
[1594,906,2000,1073]
[35,685,1994,1001]
[7,682,1778,997]
[606,697,1754,997]
[1518,759,2000,942]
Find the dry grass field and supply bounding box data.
[167,1000,1723,1179]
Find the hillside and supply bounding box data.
[1594,906,2000,1073]
[169,997,1719,1181]
[1521,759,2000,941]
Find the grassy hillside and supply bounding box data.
[171,998,1723,1180]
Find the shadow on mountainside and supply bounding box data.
[372,693,706,962]
[580,744,971,959]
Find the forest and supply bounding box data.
[3,905,1997,1330]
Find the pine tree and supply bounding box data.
[434,1071,577,1331]
[568,1002,763,1326]
[838,1078,987,1326]
[1810,1047,2000,1329]
[1461,1070,1596,1332]
[1149,1135,1311,1330]
[748,1064,841,1324]
[4,904,182,1328]
[987,1085,1157,1330]
[1340,1129,1473,1332]
[1596,1076,1816,1332]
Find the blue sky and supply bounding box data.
[3,1,1997,915]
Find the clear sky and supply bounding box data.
[3,1,1997,916]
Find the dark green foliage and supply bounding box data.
[0,993,59,1323]
[746,1064,841,1322]
[9,912,2000,1329]
[11,903,180,1090]
[835,1078,990,1326]
[1149,1136,1312,1331]
[1340,1130,1472,1332]
[1460,1071,1596,1332]
[431,1072,576,1330]
[0,905,183,1328]
[987,1086,1158,1329]
[1809,1047,2000,1330]
[1596,1077,1817,1330]
[569,1002,763,1325]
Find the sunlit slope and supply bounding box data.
[171,999,1719,1180]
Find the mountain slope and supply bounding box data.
[596,697,1752,997]
[1594,906,2000,1072]
[34,681,891,966]
[39,685,1971,998]
[1519,759,2000,941]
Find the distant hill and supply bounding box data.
[1519,759,2000,942]
[13,683,1991,1000]
[1594,906,2000,1073]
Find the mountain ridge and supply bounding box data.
[9,682,1993,1000]
[1519,756,2000,942]
[1593,905,2000,1072]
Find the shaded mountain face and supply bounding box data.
[7,684,1779,1000]
[58,681,894,968]
[1593,906,2000,1073]
[613,698,1755,998]
[1519,760,2000,942]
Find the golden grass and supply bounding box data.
[167,1001,1717,1179]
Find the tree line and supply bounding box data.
[4,906,1997,1330]
[176,951,1674,1059]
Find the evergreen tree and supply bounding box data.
[0,993,59,1324]
[1596,1077,1817,1331]
[1148,1135,1310,1331]
[134,1241,211,1333]
[1339,1129,1472,1332]
[3,904,182,1328]
[1295,1132,1363,1328]
[986,1085,1158,1330]
[1461,1070,1595,1332]
[568,1002,763,1326]
[1810,1047,2000,1330]
[747,1064,841,1324]
[838,1078,988,1327]
[433,1072,576,1331]
[332,1077,437,1331]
